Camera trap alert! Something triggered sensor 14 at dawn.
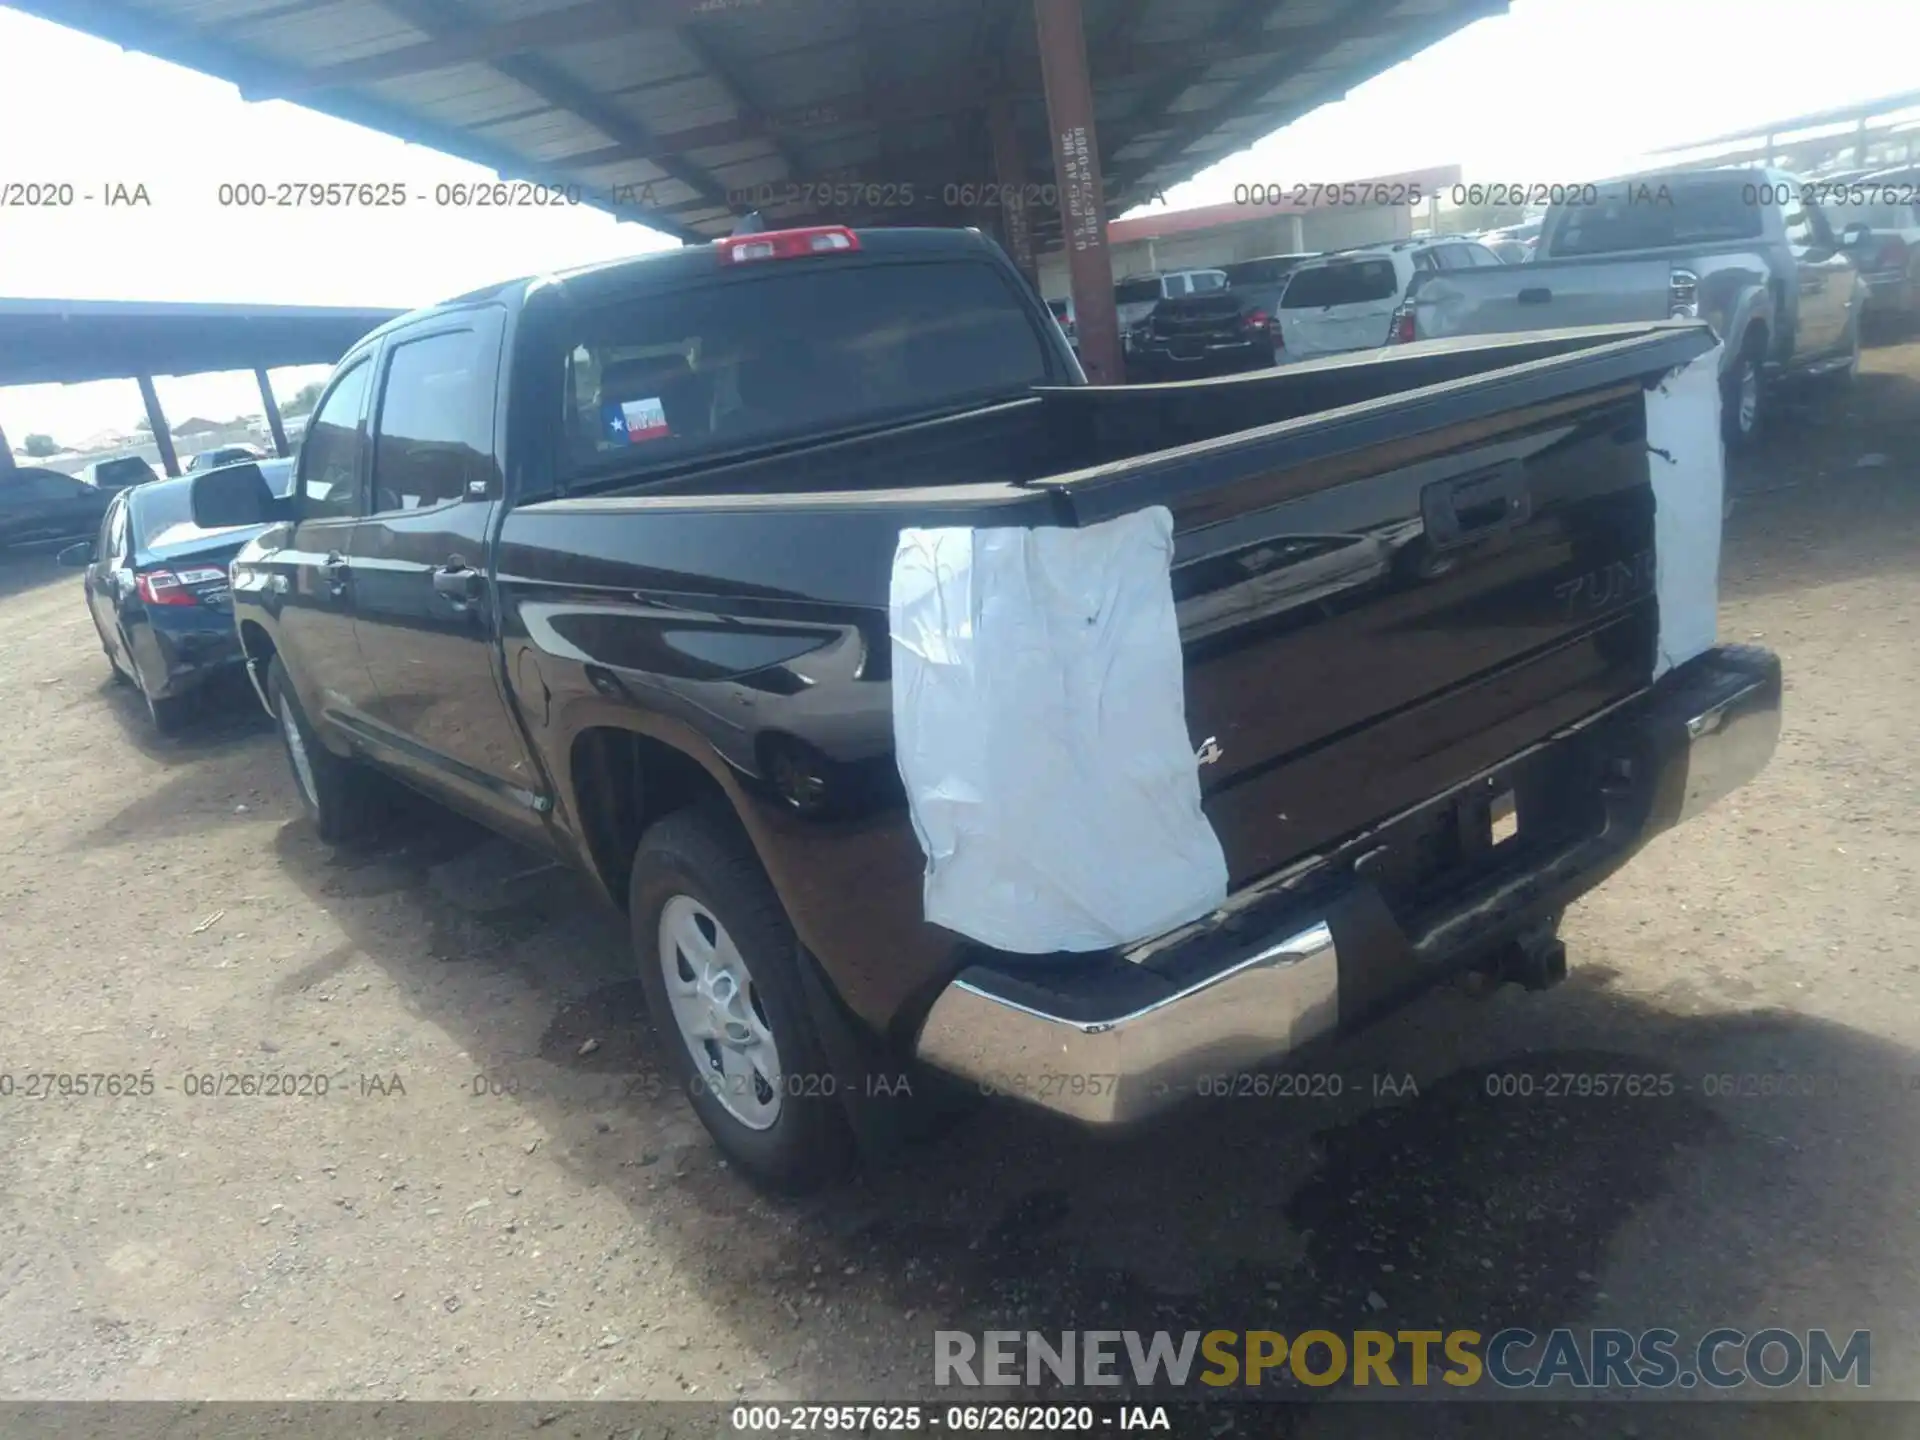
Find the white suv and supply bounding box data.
[1276,238,1502,361]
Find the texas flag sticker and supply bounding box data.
[608,396,671,444]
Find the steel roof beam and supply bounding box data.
[548,34,1264,173]
[257,0,772,97]
[375,0,736,213]
[6,0,708,242]
[1118,0,1507,190]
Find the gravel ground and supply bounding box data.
[1,337,1917,1431]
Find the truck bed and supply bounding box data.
[501,321,1717,1023]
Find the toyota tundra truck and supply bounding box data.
[188,224,1781,1192]
[1389,166,1866,448]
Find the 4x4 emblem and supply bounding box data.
[1195,737,1225,767]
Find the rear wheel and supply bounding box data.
[98,621,131,687]
[1831,312,1861,385]
[267,657,386,844]
[630,805,854,1193]
[1721,349,1764,449]
[128,650,189,735]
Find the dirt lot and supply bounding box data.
[2,338,1918,1429]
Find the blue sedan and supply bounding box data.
[61,460,294,733]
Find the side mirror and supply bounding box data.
[190,462,289,530]
[1840,222,1872,248]
[57,540,94,569]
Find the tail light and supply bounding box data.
[136,567,225,606]
[1386,303,1417,344]
[715,226,860,264]
[1668,267,1700,319]
[1242,308,1271,331]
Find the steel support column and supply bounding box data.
[256,368,291,457]
[1034,0,1121,384]
[988,97,1039,285]
[0,419,14,472]
[136,375,181,477]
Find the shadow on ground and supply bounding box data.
[73,670,279,849]
[1722,358,1920,603]
[254,798,1920,1427]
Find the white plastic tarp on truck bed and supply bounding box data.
[889,506,1228,954]
[1645,341,1725,678]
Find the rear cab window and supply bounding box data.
[557,254,1057,485]
[1282,258,1401,308]
[1546,177,1765,256]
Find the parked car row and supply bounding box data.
[1052,159,1910,392]
[1,447,274,556]
[1824,163,1920,325]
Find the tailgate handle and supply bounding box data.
[1424,461,1531,550]
[1517,287,1553,305]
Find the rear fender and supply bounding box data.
[1718,283,1774,369]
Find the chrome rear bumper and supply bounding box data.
[915,923,1337,1126]
[912,645,1781,1128]
[1671,659,1781,828]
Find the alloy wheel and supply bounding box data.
[657,894,783,1130]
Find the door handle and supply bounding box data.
[1423,460,1532,551]
[1517,287,1553,305]
[323,552,350,598]
[432,562,482,606]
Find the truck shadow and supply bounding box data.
[1721,355,1920,604]
[0,543,79,602]
[265,804,1920,1412]
[70,672,279,849]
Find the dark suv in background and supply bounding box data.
[82,455,161,492]
[0,466,112,549]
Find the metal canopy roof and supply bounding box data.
[0,297,404,385]
[17,0,1505,247]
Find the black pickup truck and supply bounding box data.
[192,224,1781,1192]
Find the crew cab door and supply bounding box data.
[272,355,384,728]
[1780,187,1852,358]
[345,312,550,841]
[85,492,134,671]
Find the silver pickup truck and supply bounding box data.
[1390,167,1867,447]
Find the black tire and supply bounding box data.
[266,656,386,844]
[630,805,854,1194]
[143,684,190,735]
[1828,313,1861,386]
[1721,348,1763,450]
[127,646,189,734]
[103,629,132,687]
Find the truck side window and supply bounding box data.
[1781,194,1815,248]
[370,330,491,513]
[300,359,373,521]
[106,495,129,564]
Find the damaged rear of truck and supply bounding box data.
[211,228,1780,1192]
